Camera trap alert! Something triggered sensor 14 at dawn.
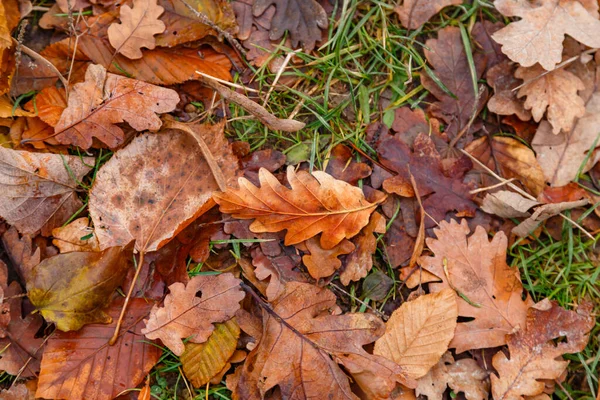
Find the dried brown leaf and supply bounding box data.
[52,217,100,253]
[214,166,384,249]
[512,199,589,237]
[487,61,532,121]
[374,289,458,380]
[492,0,600,70]
[481,190,539,219]
[298,236,355,280]
[108,0,166,59]
[394,0,461,29]
[325,144,372,185]
[419,219,533,353]
[0,147,94,235]
[141,273,244,356]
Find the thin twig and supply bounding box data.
[262,49,300,107]
[195,71,259,93]
[469,178,516,194]
[14,39,68,88]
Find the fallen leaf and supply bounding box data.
[27,245,131,331]
[90,126,231,252]
[108,0,166,59]
[516,64,585,134]
[491,300,594,400]
[0,282,44,378]
[420,26,487,138]
[361,269,393,301]
[487,61,532,121]
[532,91,600,186]
[481,190,539,219]
[298,236,355,280]
[340,211,386,286]
[538,182,589,203]
[36,298,161,400]
[0,380,37,400]
[54,63,179,149]
[378,133,476,225]
[21,117,57,149]
[52,217,100,253]
[26,85,66,129]
[465,136,545,196]
[180,318,240,387]
[325,144,372,185]
[232,282,414,399]
[250,246,305,301]
[0,0,19,96]
[141,273,244,356]
[0,96,37,118]
[492,0,600,70]
[1,226,40,282]
[419,219,533,353]
[253,0,327,50]
[416,352,490,400]
[512,199,589,237]
[0,146,94,235]
[472,20,506,70]
[214,166,384,249]
[374,289,458,380]
[394,0,461,29]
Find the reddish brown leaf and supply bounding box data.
[36,298,160,400]
[250,246,305,301]
[325,144,372,185]
[141,273,244,356]
[538,183,589,204]
[297,236,355,280]
[214,166,384,249]
[394,0,461,29]
[232,282,415,399]
[487,60,532,121]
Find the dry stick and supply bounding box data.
[14,40,68,88]
[197,74,306,132]
[469,178,516,195]
[195,71,259,93]
[109,250,145,345]
[461,149,594,240]
[261,49,300,107]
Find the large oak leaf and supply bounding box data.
[214,166,384,249]
[36,298,160,400]
[27,245,131,331]
[419,219,533,353]
[233,282,414,399]
[141,273,244,356]
[89,125,235,253]
[54,63,179,149]
[0,147,94,235]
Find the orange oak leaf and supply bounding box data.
[0,146,95,235]
[419,219,533,353]
[394,0,461,29]
[36,298,161,400]
[491,300,594,400]
[54,63,179,149]
[141,273,244,356]
[297,236,355,280]
[108,0,166,59]
[27,85,67,127]
[232,282,415,399]
[214,166,384,249]
[515,64,585,134]
[52,217,100,253]
[374,289,458,380]
[89,124,237,253]
[492,0,600,70]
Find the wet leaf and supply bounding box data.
[141,273,244,356]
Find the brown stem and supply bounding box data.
[109,250,145,345]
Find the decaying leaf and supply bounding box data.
[214,166,384,249]
[108,0,166,59]
[52,217,100,253]
[491,300,594,400]
[90,126,233,253]
[465,136,545,196]
[532,92,600,186]
[374,289,458,380]
[515,64,585,134]
[0,146,94,235]
[416,352,490,400]
[298,236,355,280]
[232,282,415,399]
[394,0,461,29]
[54,64,179,149]
[512,198,589,237]
[492,0,600,70]
[27,245,131,331]
[481,190,539,219]
[141,273,244,356]
[180,319,240,387]
[420,26,487,138]
[250,246,305,301]
[36,298,161,400]
[253,0,327,50]
[419,219,533,353]
[325,144,372,185]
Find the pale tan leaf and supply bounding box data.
[374,289,458,380]
[481,191,539,219]
[108,0,166,59]
[516,65,585,134]
[512,199,589,237]
[52,217,100,253]
[394,0,461,29]
[0,147,94,235]
[54,63,179,149]
[492,0,600,70]
[141,273,244,356]
[213,166,384,249]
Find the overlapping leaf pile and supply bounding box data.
[0,0,598,399]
